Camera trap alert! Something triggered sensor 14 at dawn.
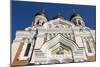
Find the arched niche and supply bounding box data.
[40,34,79,63]
[41,34,78,52]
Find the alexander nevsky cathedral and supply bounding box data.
[11,12,96,66]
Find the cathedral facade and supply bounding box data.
[11,12,96,66]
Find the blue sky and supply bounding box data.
[12,1,96,40]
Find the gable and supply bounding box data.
[41,34,79,53]
[43,19,74,29]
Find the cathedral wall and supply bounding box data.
[11,42,20,64]
[73,27,84,47]
[34,32,45,49]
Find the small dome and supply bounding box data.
[70,13,81,21]
[34,12,48,19]
[53,16,64,19]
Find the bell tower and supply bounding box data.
[32,12,48,26]
[70,13,85,26]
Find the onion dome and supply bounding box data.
[34,12,48,19]
[70,13,81,21]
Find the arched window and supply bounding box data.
[37,20,39,25]
[42,21,44,25]
[78,20,82,25]
[73,21,77,25]
[24,43,31,56]
[86,40,92,53]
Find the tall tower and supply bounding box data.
[70,13,85,26]
[32,12,48,26]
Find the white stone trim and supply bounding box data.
[18,42,30,60]
[41,34,79,52]
[83,37,95,56]
[18,39,34,60]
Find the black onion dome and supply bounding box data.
[53,16,64,19]
[70,13,80,21]
[34,12,48,19]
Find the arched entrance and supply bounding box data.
[41,34,79,63]
[50,42,73,63]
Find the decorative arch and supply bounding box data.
[50,42,73,60]
[41,34,79,53]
